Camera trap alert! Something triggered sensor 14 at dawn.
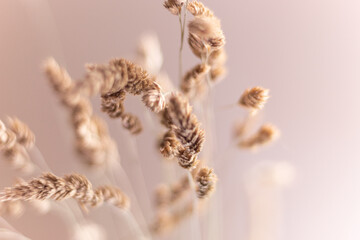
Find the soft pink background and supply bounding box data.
[0,0,360,239]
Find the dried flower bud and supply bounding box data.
[239,87,270,111]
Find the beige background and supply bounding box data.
[0,0,359,239]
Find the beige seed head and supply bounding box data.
[7,117,35,149]
[180,64,210,98]
[239,124,279,149]
[44,58,73,94]
[101,91,126,118]
[187,1,214,18]
[188,17,225,56]
[161,93,205,169]
[121,113,143,135]
[0,173,129,211]
[163,0,184,15]
[159,130,181,159]
[196,167,217,199]
[239,87,270,111]
[142,82,166,113]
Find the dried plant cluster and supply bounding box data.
[0,0,282,239]
[45,58,119,166]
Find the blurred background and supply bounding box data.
[0,0,360,239]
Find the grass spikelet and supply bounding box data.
[239,124,279,149]
[0,173,130,211]
[239,86,270,112]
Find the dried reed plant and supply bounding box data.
[0,0,287,239]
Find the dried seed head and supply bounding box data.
[142,83,166,113]
[239,87,270,111]
[155,176,190,208]
[95,186,130,210]
[210,65,227,83]
[121,113,143,135]
[164,0,184,15]
[152,202,194,235]
[181,64,210,98]
[188,17,225,56]
[0,173,129,211]
[44,58,73,94]
[188,32,207,58]
[101,91,126,118]
[196,167,217,199]
[187,1,214,18]
[240,124,279,149]
[7,117,35,148]
[208,48,227,66]
[159,130,181,159]
[161,93,205,169]
[82,59,130,96]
